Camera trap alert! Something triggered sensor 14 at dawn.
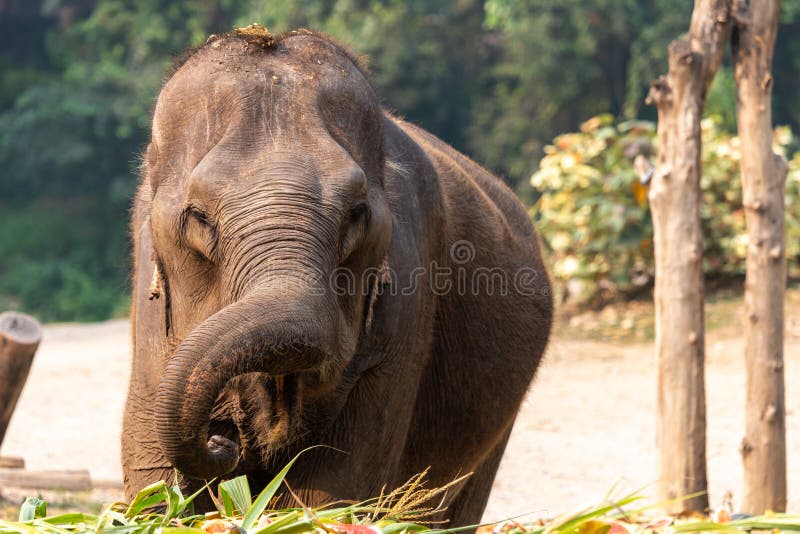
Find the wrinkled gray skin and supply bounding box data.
[122,29,552,526]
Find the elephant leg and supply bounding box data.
[121,393,175,500]
[444,428,513,529]
[123,465,177,498]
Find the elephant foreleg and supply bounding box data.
[441,428,513,529]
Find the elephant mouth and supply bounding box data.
[263,374,300,447]
[214,372,304,464]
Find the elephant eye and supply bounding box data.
[183,206,216,260]
[339,202,370,262]
[349,202,369,223]
[187,206,211,226]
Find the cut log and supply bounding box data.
[0,311,42,447]
[0,456,24,469]
[0,468,91,491]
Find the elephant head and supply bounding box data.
[144,30,393,480]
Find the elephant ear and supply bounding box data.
[131,216,170,396]
[364,253,391,334]
[122,212,175,495]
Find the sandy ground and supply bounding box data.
[2,316,800,521]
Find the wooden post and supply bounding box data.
[732,0,787,513]
[0,311,42,447]
[646,0,732,512]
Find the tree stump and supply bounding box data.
[732,0,788,513]
[0,311,42,448]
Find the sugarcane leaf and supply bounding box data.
[249,510,302,534]
[125,480,167,518]
[242,446,322,530]
[219,475,252,517]
[18,499,46,521]
[377,522,429,533]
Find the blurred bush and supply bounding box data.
[0,200,130,322]
[531,114,800,306]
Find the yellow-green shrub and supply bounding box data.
[531,114,800,305]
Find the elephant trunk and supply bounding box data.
[154,287,337,480]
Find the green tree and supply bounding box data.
[0,0,238,320]
[238,0,489,153]
[4,0,800,321]
[474,0,692,186]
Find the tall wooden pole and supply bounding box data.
[0,311,41,448]
[646,0,732,512]
[732,0,787,513]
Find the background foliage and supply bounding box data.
[1,0,800,320]
[533,115,800,306]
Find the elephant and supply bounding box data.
[122,26,552,527]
